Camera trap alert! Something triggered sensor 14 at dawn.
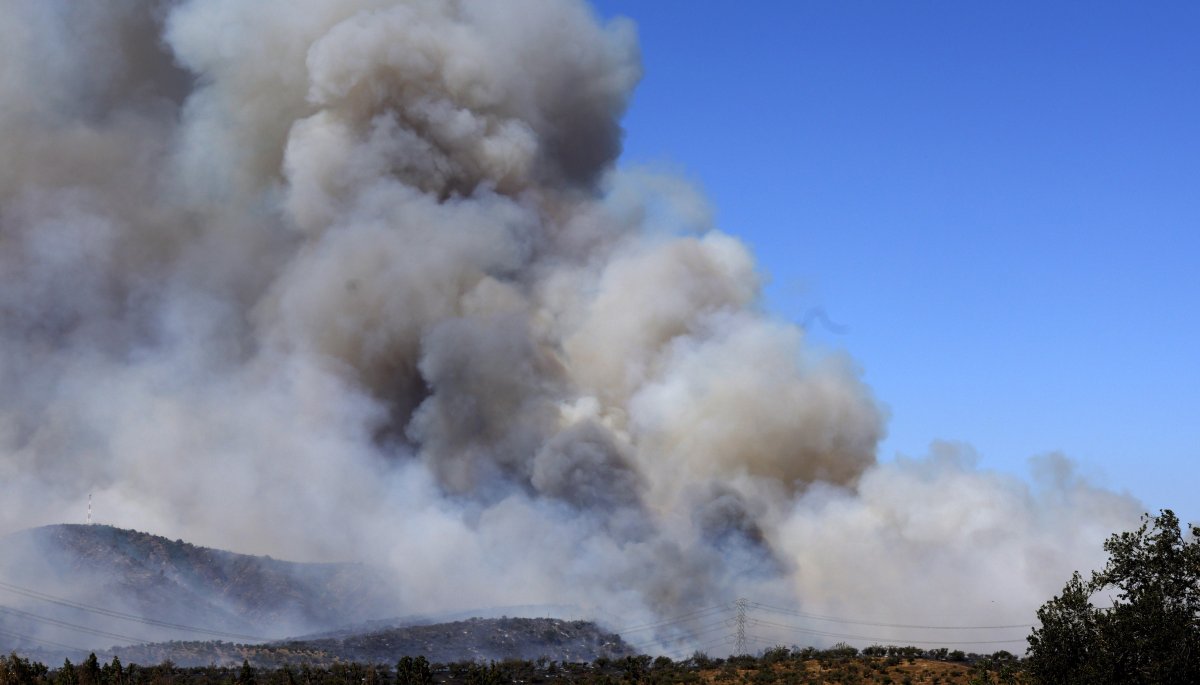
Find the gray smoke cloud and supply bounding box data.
[0,0,1143,653]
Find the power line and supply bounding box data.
[743,634,789,648]
[676,621,738,639]
[739,602,1032,628]
[691,636,734,654]
[0,580,266,642]
[0,626,88,653]
[746,617,1028,646]
[625,619,732,645]
[0,605,150,643]
[617,598,1034,656]
[616,603,733,633]
[624,620,734,654]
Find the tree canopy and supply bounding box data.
[1027,509,1200,684]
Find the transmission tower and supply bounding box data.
[734,597,748,654]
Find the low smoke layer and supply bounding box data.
[0,0,1142,653]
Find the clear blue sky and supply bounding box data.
[592,1,1200,523]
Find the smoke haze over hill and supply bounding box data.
[0,524,402,648]
[0,0,1143,653]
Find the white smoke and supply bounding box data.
[0,0,1142,653]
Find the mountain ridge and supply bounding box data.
[0,523,401,648]
[0,525,632,666]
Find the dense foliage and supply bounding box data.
[1026,510,1200,684]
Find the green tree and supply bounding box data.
[150,660,174,685]
[1027,509,1200,684]
[395,657,432,685]
[237,661,256,685]
[463,662,502,685]
[2,653,38,685]
[56,660,77,685]
[101,656,123,685]
[621,655,651,683]
[1026,571,1099,684]
[79,655,100,685]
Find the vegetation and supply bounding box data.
[1026,509,1200,684]
[95,618,628,668]
[1,646,1028,685]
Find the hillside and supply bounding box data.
[106,617,633,667]
[0,524,401,650]
[0,525,632,667]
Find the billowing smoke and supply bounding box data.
[0,0,1142,653]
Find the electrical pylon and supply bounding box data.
[734,597,748,654]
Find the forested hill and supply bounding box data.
[0,526,631,667]
[107,617,633,667]
[0,524,401,648]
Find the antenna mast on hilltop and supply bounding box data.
[87,492,92,525]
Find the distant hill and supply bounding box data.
[106,617,634,667]
[0,524,402,651]
[0,525,631,667]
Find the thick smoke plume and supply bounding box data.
[1,0,1142,652]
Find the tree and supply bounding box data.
[1027,510,1200,684]
[79,655,100,685]
[237,660,256,685]
[395,657,432,685]
[620,655,651,683]
[104,656,123,685]
[2,653,40,685]
[56,660,77,685]
[1026,571,1100,683]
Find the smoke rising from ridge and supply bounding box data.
[1,0,1143,651]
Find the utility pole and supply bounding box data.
[87,492,92,525]
[734,597,748,655]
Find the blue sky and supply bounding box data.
[592,1,1199,523]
